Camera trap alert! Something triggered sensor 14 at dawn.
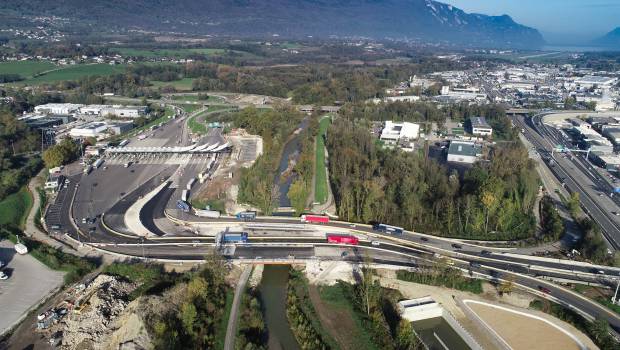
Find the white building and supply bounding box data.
[34,103,83,115]
[69,122,109,138]
[101,106,147,118]
[471,117,493,136]
[380,121,420,143]
[575,76,618,89]
[384,95,420,103]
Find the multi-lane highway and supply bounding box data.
[514,113,620,248]
[43,103,620,336]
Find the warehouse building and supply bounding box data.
[380,121,420,142]
[34,103,83,115]
[69,122,109,138]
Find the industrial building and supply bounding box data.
[470,117,493,136]
[34,103,83,115]
[574,76,618,89]
[447,141,482,164]
[78,105,147,118]
[107,122,134,135]
[69,122,109,138]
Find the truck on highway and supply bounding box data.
[186,178,196,190]
[222,232,249,243]
[83,165,93,175]
[181,190,189,202]
[300,214,330,224]
[124,161,132,168]
[93,159,104,169]
[372,223,403,235]
[236,211,257,221]
[326,234,359,245]
[118,139,129,147]
[194,209,220,218]
[15,243,28,255]
[176,200,190,212]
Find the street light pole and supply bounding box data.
[612,278,620,305]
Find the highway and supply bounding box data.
[514,113,620,248]
[43,102,620,336]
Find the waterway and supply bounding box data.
[413,317,472,350]
[275,118,309,208]
[258,265,300,350]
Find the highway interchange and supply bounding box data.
[42,101,620,335]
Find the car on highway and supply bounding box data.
[0,271,8,280]
[538,285,551,294]
[371,241,381,246]
[451,243,463,249]
[0,260,4,268]
[469,262,481,268]
[481,250,491,256]
[420,237,429,242]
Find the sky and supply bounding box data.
[442,0,620,44]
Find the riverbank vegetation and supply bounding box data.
[235,106,305,214]
[317,276,423,350]
[314,117,331,204]
[236,286,268,349]
[286,269,338,350]
[287,118,319,214]
[326,118,538,240]
[539,195,565,243]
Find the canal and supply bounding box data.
[258,265,300,350]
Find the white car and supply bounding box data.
[371,241,381,246]
[0,271,8,280]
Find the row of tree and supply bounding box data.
[325,118,539,240]
[287,117,319,214]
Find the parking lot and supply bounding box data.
[0,240,64,336]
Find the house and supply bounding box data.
[470,117,493,136]
[447,141,482,164]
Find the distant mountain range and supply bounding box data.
[593,27,620,47]
[1,0,545,49]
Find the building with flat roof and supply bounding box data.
[470,117,493,136]
[575,76,618,89]
[380,121,420,143]
[34,103,83,115]
[101,106,147,118]
[447,141,482,164]
[69,122,109,138]
[107,122,134,135]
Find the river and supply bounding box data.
[275,118,309,208]
[258,265,300,350]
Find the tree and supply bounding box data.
[288,179,308,215]
[180,302,197,336]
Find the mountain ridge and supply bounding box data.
[593,27,620,47]
[0,0,545,49]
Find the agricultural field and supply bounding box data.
[0,60,57,79]
[16,63,126,85]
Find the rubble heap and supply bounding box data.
[60,274,137,349]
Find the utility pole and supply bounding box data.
[612,278,620,305]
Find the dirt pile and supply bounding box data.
[60,274,146,350]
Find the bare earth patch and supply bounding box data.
[307,284,359,350]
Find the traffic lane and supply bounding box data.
[522,115,620,247]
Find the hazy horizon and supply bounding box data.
[443,0,619,44]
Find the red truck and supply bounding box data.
[300,214,330,224]
[327,234,359,245]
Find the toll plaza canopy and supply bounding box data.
[105,142,230,154]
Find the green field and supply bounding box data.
[0,186,33,229]
[150,78,195,91]
[314,117,331,204]
[19,63,126,84]
[0,60,57,78]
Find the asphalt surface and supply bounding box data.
[517,114,620,248]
